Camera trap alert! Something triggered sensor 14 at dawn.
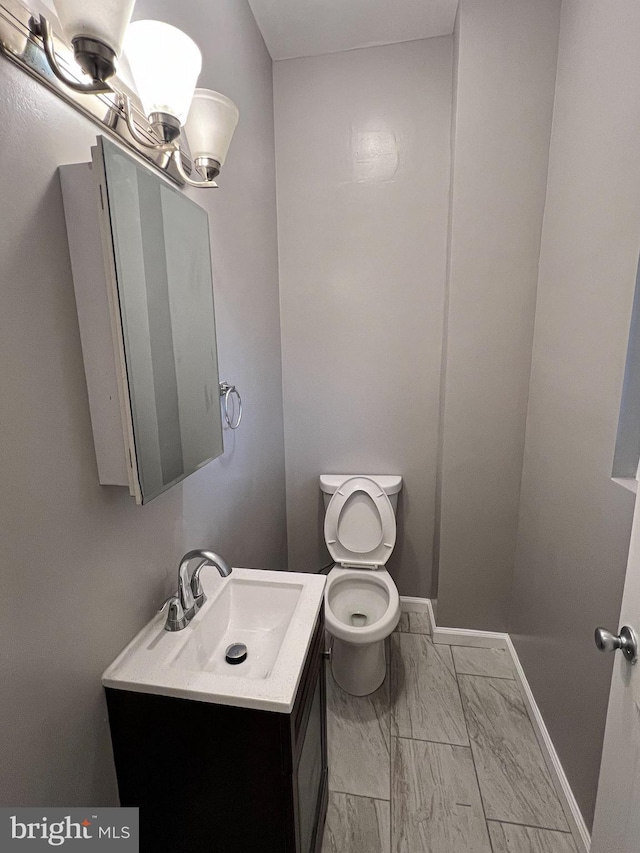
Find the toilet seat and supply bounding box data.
[324,476,396,569]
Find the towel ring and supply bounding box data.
[219,381,242,430]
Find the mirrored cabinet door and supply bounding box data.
[60,136,224,504]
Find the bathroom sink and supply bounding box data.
[172,576,304,679]
[102,568,325,713]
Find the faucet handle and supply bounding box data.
[159,595,188,632]
[159,594,179,612]
[190,560,208,610]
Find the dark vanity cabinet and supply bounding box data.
[105,612,327,853]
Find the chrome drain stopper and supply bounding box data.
[225,643,248,665]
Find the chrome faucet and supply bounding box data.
[160,549,232,632]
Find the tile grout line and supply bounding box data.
[395,607,588,853]
[458,672,572,837]
[453,651,495,853]
[452,668,515,681]
[486,817,576,836]
[326,788,391,804]
[426,601,586,849]
[454,674,515,681]
[341,628,570,853]
[451,647,515,681]
[395,734,472,748]
[393,626,431,636]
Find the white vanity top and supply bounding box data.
[102,568,326,713]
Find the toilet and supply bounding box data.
[320,474,402,696]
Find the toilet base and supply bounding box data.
[330,636,386,696]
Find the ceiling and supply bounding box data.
[247,0,460,61]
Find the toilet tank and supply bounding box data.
[319,475,402,513]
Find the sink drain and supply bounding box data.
[225,643,248,665]
[350,612,367,628]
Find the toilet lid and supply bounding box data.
[324,476,396,568]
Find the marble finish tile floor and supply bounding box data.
[322,610,577,853]
[323,793,390,853]
[458,674,568,831]
[452,645,514,680]
[396,610,431,635]
[326,667,391,800]
[391,633,468,745]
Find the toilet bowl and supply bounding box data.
[325,566,400,695]
[320,474,402,696]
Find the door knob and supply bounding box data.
[594,625,639,664]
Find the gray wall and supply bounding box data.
[274,38,453,596]
[436,0,561,630]
[0,0,286,805]
[509,0,640,827]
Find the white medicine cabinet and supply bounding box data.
[60,136,224,504]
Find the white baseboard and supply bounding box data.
[427,597,508,647]
[399,595,431,614]
[398,596,590,853]
[505,636,591,853]
[432,625,509,649]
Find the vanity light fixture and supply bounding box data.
[183,89,240,184]
[17,4,239,188]
[123,20,202,146]
[31,0,135,92]
[121,21,239,187]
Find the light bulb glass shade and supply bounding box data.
[53,0,135,57]
[124,21,202,125]
[185,89,239,166]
